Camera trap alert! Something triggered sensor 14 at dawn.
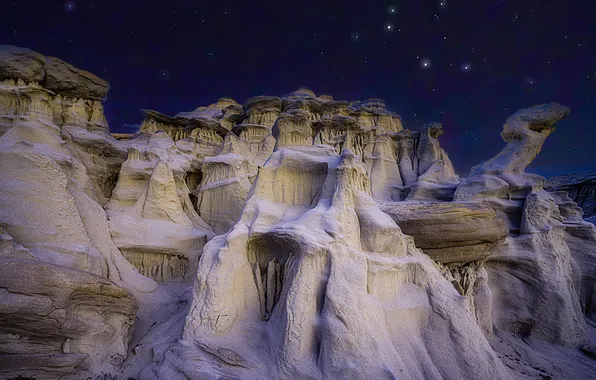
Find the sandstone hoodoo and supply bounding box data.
[1,45,595,380]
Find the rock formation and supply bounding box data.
[1,45,596,380]
[0,45,153,379]
[546,169,596,219]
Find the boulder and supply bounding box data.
[0,45,109,100]
[381,201,509,263]
[0,45,45,83]
[42,56,109,100]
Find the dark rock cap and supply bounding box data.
[0,45,109,101]
[0,45,45,83]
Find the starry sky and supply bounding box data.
[3,0,595,177]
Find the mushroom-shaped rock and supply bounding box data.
[472,103,570,176]
[351,98,388,111]
[319,100,350,116]
[177,97,243,131]
[348,99,403,132]
[243,96,283,127]
[455,103,570,201]
[312,115,372,157]
[282,87,317,101]
[272,109,313,148]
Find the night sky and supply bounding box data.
[3,0,595,177]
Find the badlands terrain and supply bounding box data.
[1,45,596,380]
[546,170,596,224]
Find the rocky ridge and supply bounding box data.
[1,45,595,380]
[546,169,596,219]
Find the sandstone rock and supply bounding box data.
[381,201,509,263]
[0,226,34,259]
[194,153,257,234]
[273,109,313,148]
[405,122,460,201]
[0,74,156,295]
[60,100,128,205]
[139,108,229,143]
[361,123,459,202]
[0,256,137,380]
[141,147,510,380]
[107,132,213,283]
[0,45,109,100]
[0,45,45,83]
[227,123,275,166]
[243,95,283,127]
[455,103,570,201]
[550,191,596,322]
[2,47,596,380]
[520,191,564,233]
[483,187,588,346]
[42,56,109,100]
[486,229,587,346]
[349,98,403,132]
[546,169,596,218]
[176,97,243,131]
[282,87,318,100]
[472,103,570,176]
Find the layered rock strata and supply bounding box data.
[1,45,595,380]
[546,170,596,219]
[0,45,151,379]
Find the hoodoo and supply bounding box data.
[1,45,595,380]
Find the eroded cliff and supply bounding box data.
[1,45,596,380]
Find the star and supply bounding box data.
[350,32,361,42]
[388,6,397,15]
[525,77,536,85]
[439,1,447,9]
[420,58,432,69]
[461,62,472,72]
[385,22,394,32]
[64,1,76,11]
[159,70,170,80]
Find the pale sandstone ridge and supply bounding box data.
[0,46,153,379]
[106,132,214,282]
[1,46,595,380]
[142,147,509,380]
